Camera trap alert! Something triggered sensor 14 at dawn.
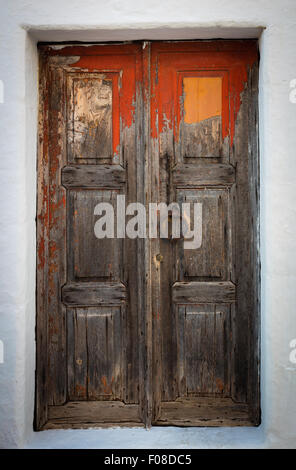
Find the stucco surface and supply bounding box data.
[0,0,296,449]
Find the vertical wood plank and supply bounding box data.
[35,50,50,430]
[47,62,67,406]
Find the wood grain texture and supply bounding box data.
[67,307,123,401]
[175,188,230,281]
[173,164,235,187]
[156,397,251,427]
[231,61,261,420]
[67,189,123,281]
[177,304,231,397]
[142,42,153,427]
[47,59,68,408]
[182,117,222,158]
[45,401,142,429]
[35,51,50,430]
[62,165,126,189]
[66,71,121,165]
[172,281,236,304]
[69,76,113,161]
[62,282,126,306]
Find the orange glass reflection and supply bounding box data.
[183,77,222,124]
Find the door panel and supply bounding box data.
[68,189,123,281]
[36,44,144,429]
[150,41,260,426]
[180,71,229,160]
[67,306,123,401]
[175,188,230,280]
[177,304,232,396]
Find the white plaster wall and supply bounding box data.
[0,0,295,449]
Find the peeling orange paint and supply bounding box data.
[46,44,142,149]
[216,378,224,393]
[49,240,57,258]
[37,236,45,270]
[101,375,114,395]
[151,41,257,147]
[75,384,86,396]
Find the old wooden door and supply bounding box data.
[36,41,260,429]
[149,42,260,426]
[36,44,146,429]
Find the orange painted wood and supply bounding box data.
[150,40,257,145]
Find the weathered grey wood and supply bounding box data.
[136,45,150,425]
[181,117,223,158]
[150,137,163,422]
[47,61,68,407]
[44,421,144,430]
[68,307,123,401]
[62,165,126,188]
[67,74,113,163]
[172,281,236,303]
[176,306,186,397]
[67,307,88,400]
[156,397,251,426]
[142,43,154,427]
[176,188,230,281]
[35,51,50,430]
[46,401,141,427]
[62,282,126,306]
[159,154,178,403]
[173,164,235,187]
[231,60,260,420]
[247,62,261,425]
[122,123,140,405]
[86,306,122,400]
[177,304,231,396]
[67,189,122,282]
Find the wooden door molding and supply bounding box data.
[36,41,260,430]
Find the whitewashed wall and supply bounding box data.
[0,0,296,449]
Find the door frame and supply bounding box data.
[35,40,260,429]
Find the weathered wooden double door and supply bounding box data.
[36,41,260,429]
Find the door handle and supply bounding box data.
[156,253,164,263]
